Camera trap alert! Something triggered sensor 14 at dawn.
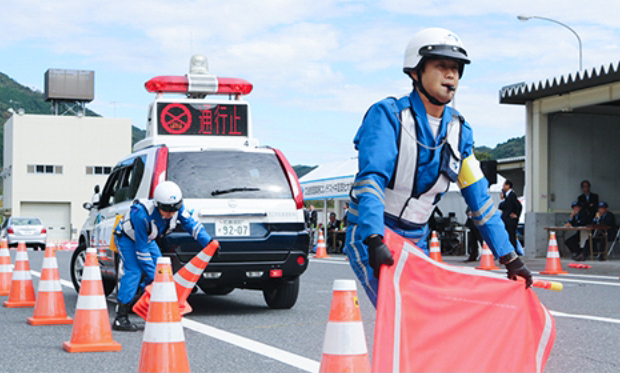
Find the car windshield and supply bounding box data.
[168,151,292,199]
[11,218,42,226]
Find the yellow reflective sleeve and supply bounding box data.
[457,154,485,189]
[109,214,123,253]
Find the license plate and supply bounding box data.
[215,219,250,237]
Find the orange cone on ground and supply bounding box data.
[319,279,370,373]
[28,246,73,325]
[4,242,36,308]
[0,240,12,296]
[138,257,190,373]
[540,231,568,275]
[429,231,442,262]
[476,242,500,270]
[314,230,330,259]
[133,240,219,319]
[62,247,121,353]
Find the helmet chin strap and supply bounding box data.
[413,72,452,106]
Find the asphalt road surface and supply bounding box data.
[0,249,618,372]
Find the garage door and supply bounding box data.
[20,202,71,241]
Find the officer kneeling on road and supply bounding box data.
[345,28,532,306]
[112,181,213,331]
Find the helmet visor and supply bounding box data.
[157,200,182,212]
[418,44,470,64]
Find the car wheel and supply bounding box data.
[199,285,234,296]
[262,277,299,309]
[70,243,116,296]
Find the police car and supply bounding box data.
[71,55,309,309]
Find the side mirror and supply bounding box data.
[83,202,93,211]
[94,185,100,193]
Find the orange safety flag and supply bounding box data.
[373,229,555,373]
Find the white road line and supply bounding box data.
[29,270,321,373]
[551,310,620,325]
[182,318,320,373]
[310,258,350,265]
[535,276,620,287]
[553,273,620,281]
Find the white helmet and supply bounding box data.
[154,181,183,212]
[403,28,470,77]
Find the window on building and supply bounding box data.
[28,164,62,174]
[86,166,112,175]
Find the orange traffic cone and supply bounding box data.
[0,240,12,296]
[28,246,73,325]
[540,231,568,275]
[133,240,219,320]
[4,242,36,308]
[314,230,330,259]
[319,279,370,373]
[138,257,190,373]
[62,247,121,353]
[476,242,500,270]
[429,231,442,262]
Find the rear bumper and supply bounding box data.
[7,234,46,247]
[159,230,310,290]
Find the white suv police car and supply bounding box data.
[71,55,309,309]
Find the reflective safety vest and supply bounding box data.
[117,199,179,242]
[383,99,463,227]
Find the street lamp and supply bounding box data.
[517,15,582,71]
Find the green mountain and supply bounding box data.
[475,136,524,160]
[0,72,146,167]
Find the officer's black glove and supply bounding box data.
[364,235,394,279]
[502,254,533,288]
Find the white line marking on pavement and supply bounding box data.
[309,258,350,265]
[29,270,321,373]
[553,273,620,281]
[182,318,320,373]
[535,276,620,287]
[551,310,620,325]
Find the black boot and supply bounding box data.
[112,302,138,332]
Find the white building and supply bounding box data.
[2,114,131,241]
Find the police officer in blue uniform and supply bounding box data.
[112,181,213,331]
[345,28,533,306]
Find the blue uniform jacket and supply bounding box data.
[128,204,212,251]
[348,90,515,258]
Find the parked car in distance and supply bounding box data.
[1,216,47,250]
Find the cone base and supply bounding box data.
[319,353,370,373]
[540,270,567,275]
[4,300,36,308]
[62,340,122,353]
[314,253,331,259]
[0,289,9,296]
[476,266,500,270]
[28,316,73,325]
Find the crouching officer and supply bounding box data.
[345,28,533,306]
[112,181,213,331]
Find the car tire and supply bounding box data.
[199,285,234,296]
[70,243,116,296]
[262,277,299,309]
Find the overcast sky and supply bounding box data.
[2,0,620,165]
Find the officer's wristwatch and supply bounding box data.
[499,251,518,265]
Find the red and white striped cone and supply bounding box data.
[4,242,36,308]
[62,247,121,353]
[28,246,73,325]
[314,230,330,259]
[138,257,190,373]
[540,231,568,275]
[0,240,12,296]
[476,242,500,270]
[133,240,219,319]
[429,231,443,262]
[319,279,370,372]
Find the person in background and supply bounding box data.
[306,204,318,251]
[577,180,598,223]
[342,202,349,228]
[327,212,342,253]
[565,201,590,261]
[498,180,522,252]
[589,202,617,261]
[464,207,484,262]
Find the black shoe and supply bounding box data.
[575,253,586,262]
[571,253,579,260]
[597,254,606,261]
[463,257,477,263]
[112,303,138,332]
